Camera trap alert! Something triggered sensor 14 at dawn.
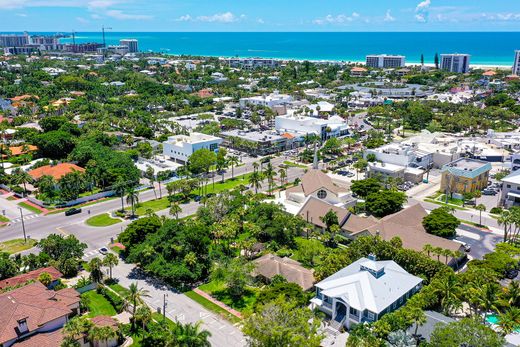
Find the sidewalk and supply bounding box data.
[193,288,243,319]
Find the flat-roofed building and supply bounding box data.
[366,55,405,68]
[513,50,520,76]
[120,39,138,53]
[440,54,470,73]
[162,132,222,164]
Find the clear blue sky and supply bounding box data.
[1,0,520,32]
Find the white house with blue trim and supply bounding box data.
[310,255,423,330]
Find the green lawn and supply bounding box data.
[81,290,117,317]
[132,173,253,216]
[108,283,130,297]
[199,280,257,315]
[423,198,467,211]
[0,215,9,223]
[283,161,308,169]
[185,290,241,324]
[438,194,464,206]
[18,202,42,214]
[151,312,176,328]
[0,239,37,254]
[86,213,122,227]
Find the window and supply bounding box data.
[317,190,327,199]
[507,184,511,188]
[349,307,358,316]
[367,311,375,320]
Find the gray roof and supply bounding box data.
[406,311,454,342]
[316,257,423,313]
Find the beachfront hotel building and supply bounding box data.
[513,50,520,76]
[120,39,139,53]
[440,54,470,73]
[365,55,406,68]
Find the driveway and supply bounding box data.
[455,224,503,260]
[112,262,245,347]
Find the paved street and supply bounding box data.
[113,262,246,347]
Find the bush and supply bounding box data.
[422,207,459,238]
[490,207,503,215]
[97,286,123,313]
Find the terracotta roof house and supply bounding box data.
[0,282,80,347]
[253,253,315,291]
[0,266,63,290]
[11,328,64,347]
[1,145,38,159]
[286,169,356,209]
[28,163,85,181]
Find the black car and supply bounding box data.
[505,269,519,280]
[65,208,82,216]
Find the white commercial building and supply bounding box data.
[513,50,520,76]
[239,91,292,109]
[440,54,470,73]
[365,55,405,68]
[120,39,138,53]
[275,114,350,141]
[365,143,433,169]
[501,170,520,207]
[162,132,223,164]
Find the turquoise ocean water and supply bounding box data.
[20,32,520,66]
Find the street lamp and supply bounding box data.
[163,293,168,322]
[18,207,27,242]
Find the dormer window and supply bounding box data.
[317,189,327,199]
[17,318,28,334]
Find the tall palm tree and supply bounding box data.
[476,204,486,226]
[432,272,462,316]
[88,257,104,283]
[126,187,139,217]
[498,210,512,243]
[12,169,32,197]
[263,162,276,195]
[169,202,182,219]
[475,283,500,322]
[409,306,427,338]
[228,155,239,179]
[124,282,151,331]
[252,161,259,173]
[278,167,287,186]
[63,316,93,342]
[114,178,126,213]
[103,253,119,280]
[422,244,433,257]
[248,171,263,194]
[172,321,212,347]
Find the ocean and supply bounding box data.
[21,32,520,66]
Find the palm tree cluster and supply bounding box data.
[422,244,464,265]
[498,207,520,243]
[62,316,119,347]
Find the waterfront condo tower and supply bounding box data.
[440,53,470,73]
[513,50,520,76]
[365,54,406,68]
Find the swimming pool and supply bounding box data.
[486,315,520,332]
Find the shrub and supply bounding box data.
[97,286,123,313]
[490,207,503,215]
[422,207,459,238]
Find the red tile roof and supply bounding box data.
[91,315,118,328]
[0,267,62,290]
[11,328,64,347]
[1,145,38,158]
[0,283,80,345]
[28,163,85,181]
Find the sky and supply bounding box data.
[0,0,520,32]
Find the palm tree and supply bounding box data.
[88,257,104,283]
[89,325,117,347]
[114,178,126,213]
[263,162,276,195]
[103,253,119,280]
[0,145,11,169]
[124,282,151,331]
[169,202,182,219]
[500,281,520,308]
[126,187,139,217]
[409,306,427,338]
[498,307,520,336]
[134,305,152,334]
[432,272,462,316]
[498,209,512,243]
[433,246,443,262]
[248,171,263,194]
[172,321,212,347]
[422,244,433,257]
[476,204,486,226]
[228,155,239,179]
[157,171,168,199]
[278,167,287,185]
[146,166,157,199]
[63,316,93,343]
[475,283,500,322]
[12,168,32,197]
[252,161,259,173]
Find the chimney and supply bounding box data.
[368,254,377,261]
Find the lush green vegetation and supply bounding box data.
[184,290,241,324]
[18,202,42,214]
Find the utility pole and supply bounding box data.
[163,293,168,322]
[101,25,112,47]
[18,207,27,242]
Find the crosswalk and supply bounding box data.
[9,214,39,224]
[82,250,101,260]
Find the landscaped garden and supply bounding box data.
[198,280,258,316]
[81,290,117,317]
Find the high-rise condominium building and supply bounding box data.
[513,50,520,76]
[440,54,470,73]
[120,39,138,53]
[365,55,406,68]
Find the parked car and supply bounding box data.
[482,189,497,196]
[99,247,108,255]
[65,208,82,216]
[505,269,519,280]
